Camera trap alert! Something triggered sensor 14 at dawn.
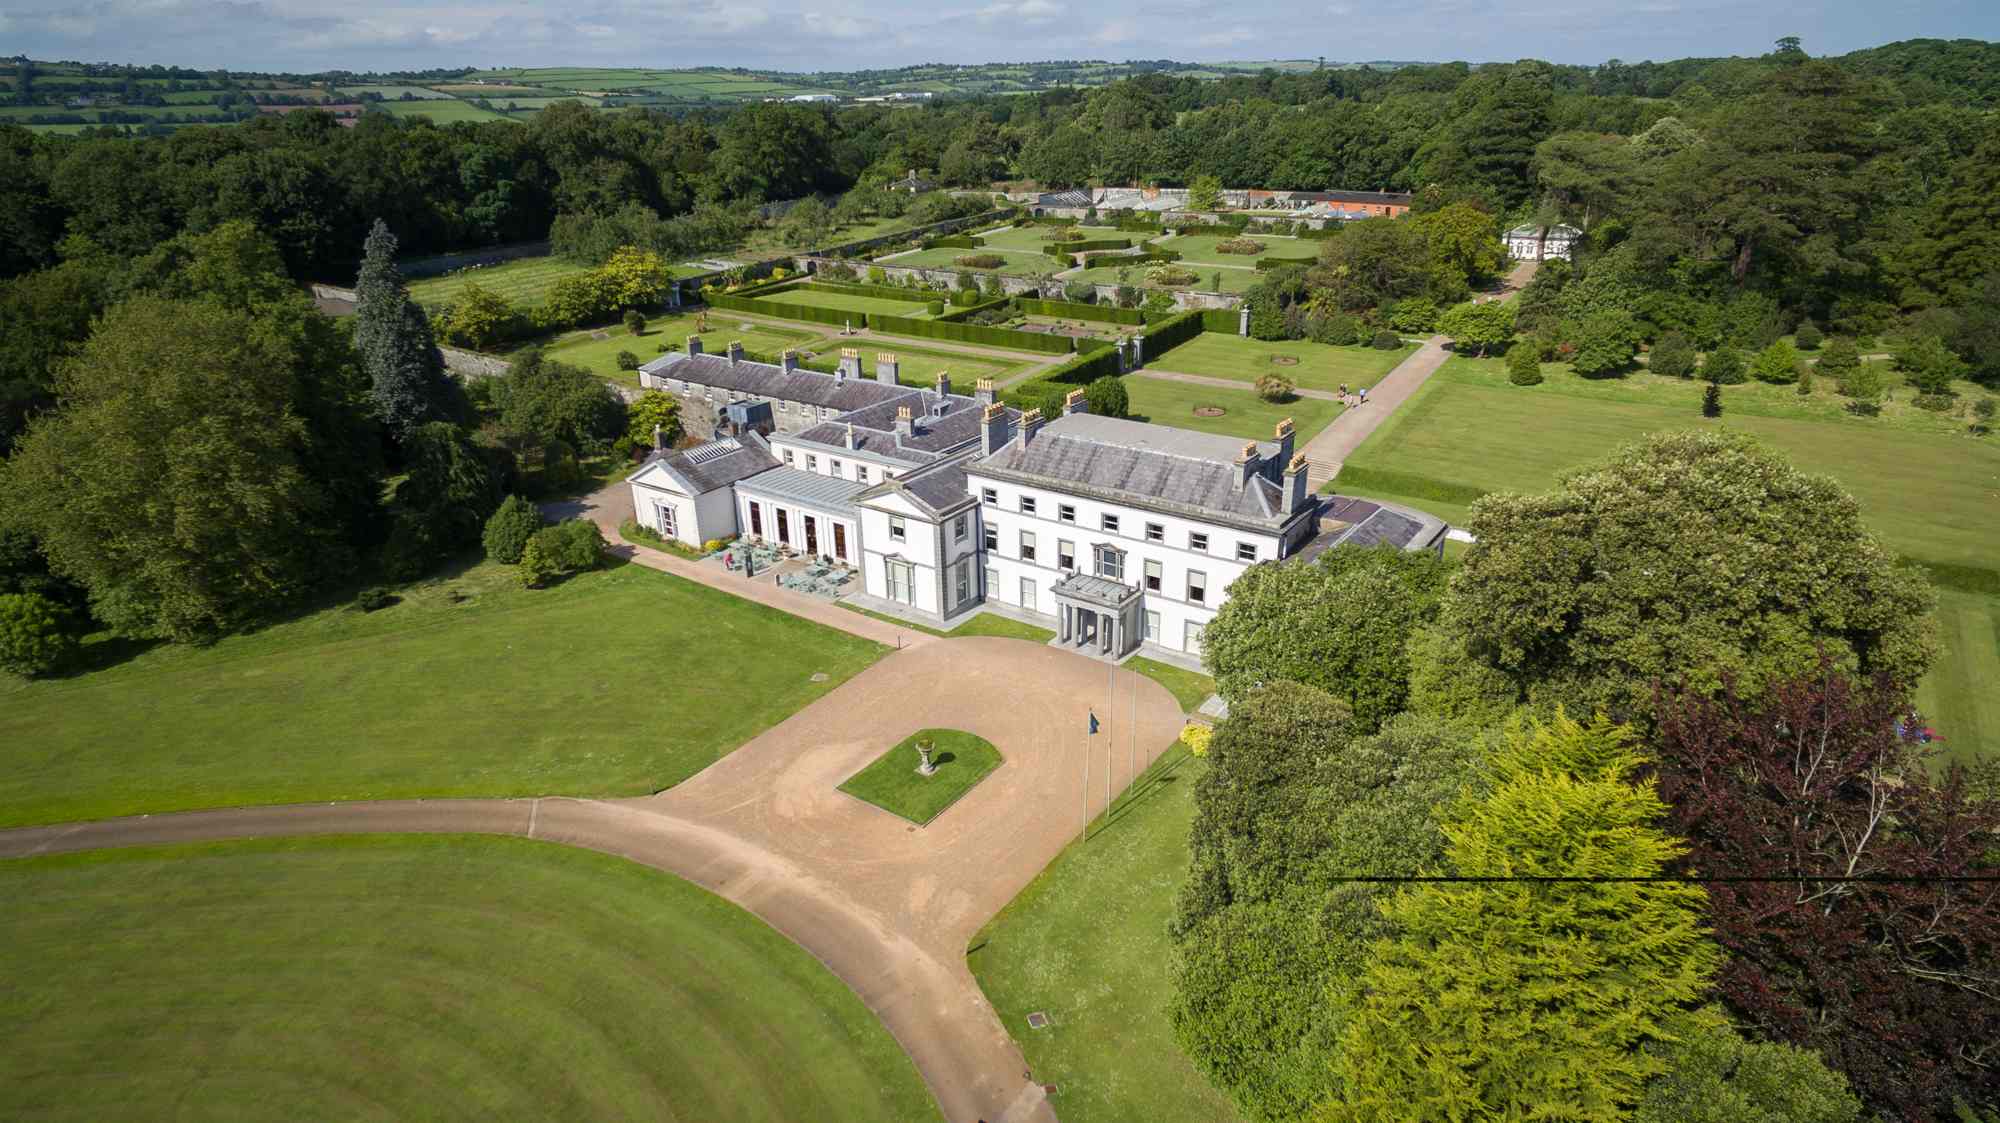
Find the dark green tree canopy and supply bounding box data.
[353,219,457,439]
[1444,430,1936,718]
[1201,545,1452,731]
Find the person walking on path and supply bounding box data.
[1357,386,1369,407]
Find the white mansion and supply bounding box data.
[628,343,1445,660]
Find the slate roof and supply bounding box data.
[858,457,977,518]
[734,465,871,514]
[628,433,779,496]
[969,413,1300,531]
[796,390,1017,460]
[641,352,912,413]
[1053,571,1141,608]
[1294,496,1448,560]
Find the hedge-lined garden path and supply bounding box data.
[1,638,1187,1123]
[1298,334,1452,485]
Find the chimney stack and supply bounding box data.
[727,340,744,364]
[1016,407,1044,450]
[935,371,950,398]
[875,352,899,385]
[686,335,704,357]
[781,349,800,374]
[1232,440,1260,491]
[1286,454,1310,513]
[844,422,857,450]
[894,405,914,440]
[974,377,996,406]
[980,402,1009,456]
[838,348,862,379]
[1063,388,1089,416]
[1273,418,1295,477]
[652,424,664,451]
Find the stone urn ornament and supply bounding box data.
[916,739,938,776]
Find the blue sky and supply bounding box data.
[1,0,1992,75]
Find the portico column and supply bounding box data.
[1101,611,1113,654]
[1060,603,1071,642]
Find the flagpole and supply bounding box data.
[1081,711,1089,843]
[1105,661,1113,815]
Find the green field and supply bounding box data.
[0,560,885,828]
[968,747,1243,1123]
[1338,355,2000,760]
[839,728,1003,824]
[1125,374,1345,445]
[377,99,517,124]
[1155,232,1318,268]
[336,84,454,98]
[1122,657,1217,713]
[1147,332,1413,394]
[752,287,937,319]
[408,256,594,309]
[2,836,938,1122]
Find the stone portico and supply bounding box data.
[1052,572,1143,661]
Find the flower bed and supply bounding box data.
[1215,237,1266,255]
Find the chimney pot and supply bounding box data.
[1016,408,1044,450]
[686,335,704,357]
[974,377,996,406]
[1063,388,1088,415]
[935,371,950,398]
[726,340,744,363]
[894,405,914,440]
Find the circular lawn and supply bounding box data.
[0,835,938,1121]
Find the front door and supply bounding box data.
[775,507,790,546]
[804,516,819,557]
[887,560,914,604]
[832,523,848,562]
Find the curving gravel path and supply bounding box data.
[3,638,1186,1123]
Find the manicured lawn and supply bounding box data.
[979,225,1131,253]
[968,747,1243,1123]
[0,561,886,827]
[1913,590,2000,766]
[751,287,938,319]
[882,247,1058,273]
[408,255,594,309]
[1125,657,1217,713]
[805,342,1035,392]
[1154,231,1317,268]
[1147,332,1414,394]
[1125,374,1345,445]
[0,836,938,1122]
[534,312,823,386]
[1338,355,2000,761]
[1338,356,2000,575]
[839,728,1003,825]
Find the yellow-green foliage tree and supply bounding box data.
[599,245,671,309]
[1319,712,1720,1122]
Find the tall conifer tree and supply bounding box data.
[353,220,454,439]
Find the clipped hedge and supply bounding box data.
[1254,255,1318,271]
[803,279,939,303]
[1044,238,1132,259]
[1331,466,1491,507]
[1201,308,1241,333]
[869,314,1077,354]
[936,297,1013,322]
[1141,309,1206,361]
[1036,343,1125,386]
[704,290,852,327]
[1013,298,1142,325]
[925,234,985,250]
[1907,559,2000,596]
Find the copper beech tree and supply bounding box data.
[1651,666,2000,1120]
